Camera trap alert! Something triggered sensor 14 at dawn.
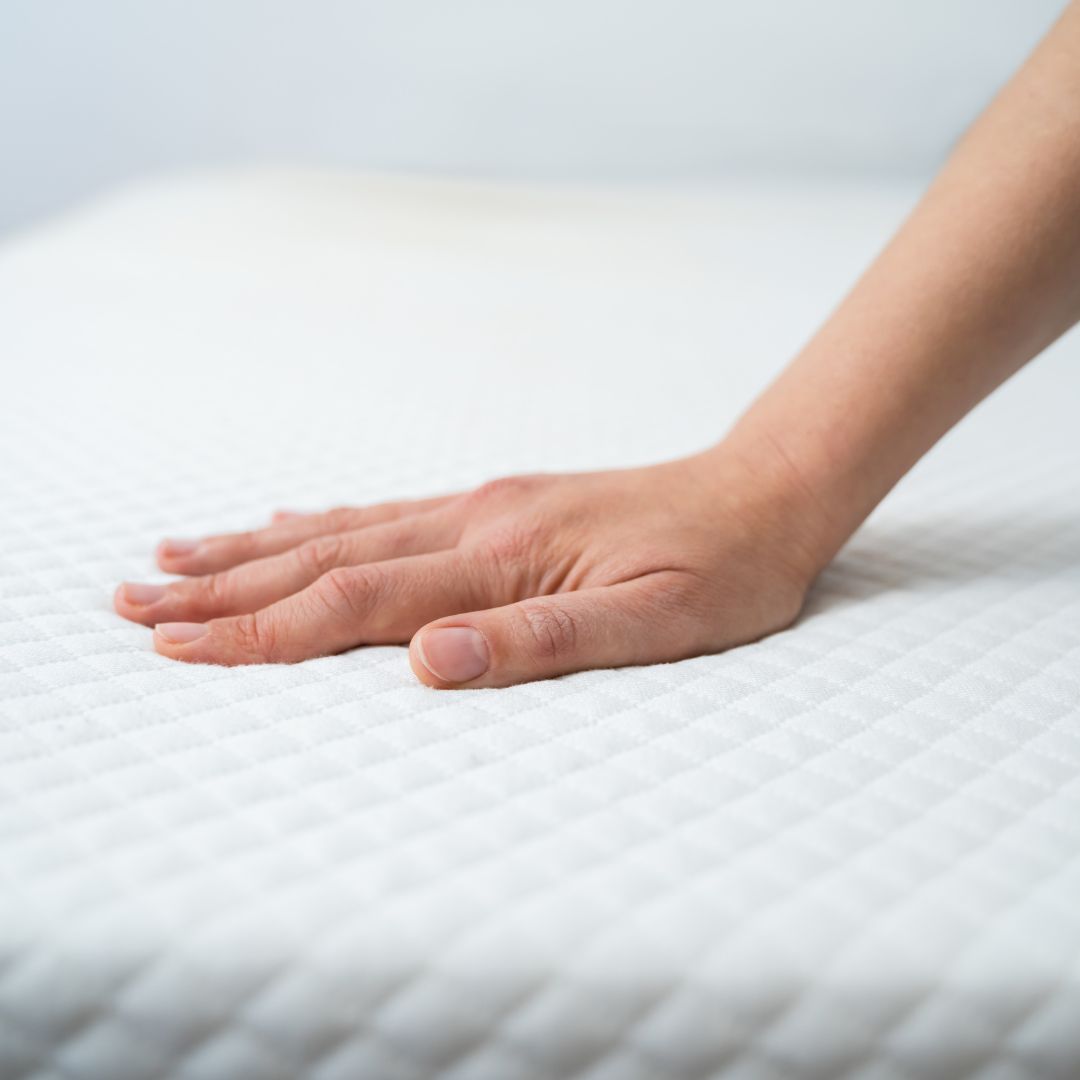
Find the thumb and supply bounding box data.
[409,572,699,689]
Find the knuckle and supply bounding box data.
[199,571,233,608]
[231,530,259,559]
[379,517,418,547]
[230,611,274,657]
[479,522,545,564]
[313,565,382,623]
[322,506,357,530]
[468,474,542,506]
[515,599,579,662]
[294,534,344,576]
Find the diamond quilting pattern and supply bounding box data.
[1,172,1078,1079]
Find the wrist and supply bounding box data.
[690,426,844,583]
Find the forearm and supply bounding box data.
[719,1,1080,572]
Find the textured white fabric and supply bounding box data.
[1,170,1079,1079]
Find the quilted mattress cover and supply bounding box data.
[1,170,1078,1080]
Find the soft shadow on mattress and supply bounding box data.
[802,511,1080,617]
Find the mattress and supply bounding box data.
[1,169,1078,1080]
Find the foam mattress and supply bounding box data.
[1,170,1078,1079]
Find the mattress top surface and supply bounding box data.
[1,170,1078,1079]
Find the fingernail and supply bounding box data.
[122,582,167,606]
[272,510,303,522]
[417,627,489,684]
[155,622,209,645]
[160,538,202,558]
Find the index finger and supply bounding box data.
[152,548,496,665]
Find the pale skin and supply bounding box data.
[116,5,1080,688]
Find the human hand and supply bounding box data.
[114,450,821,688]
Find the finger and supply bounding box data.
[157,494,457,575]
[410,572,701,689]
[152,550,494,665]
[118,513,458,626]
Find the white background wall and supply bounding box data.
[0,0,1066,234]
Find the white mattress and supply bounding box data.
[1,170,1078,1080]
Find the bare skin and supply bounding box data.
[116,4,1080,688]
